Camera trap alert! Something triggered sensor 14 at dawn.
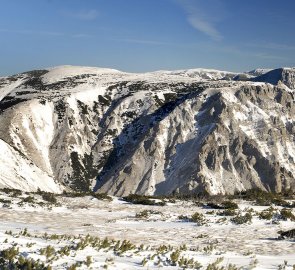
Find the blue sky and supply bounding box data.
[0,0,295,75]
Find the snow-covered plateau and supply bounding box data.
[1,66,295,195]
[0,189,295,269]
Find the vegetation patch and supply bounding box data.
[232,189,294,207]
[190,212,207,225]
[258,206,276,220]
[207,200,238,210]
[122,194,166,206]
[135,210,162,219]
[217,209,237,216]
[62,191,113,201]
[279,208,295,221]
[231,213,252,225]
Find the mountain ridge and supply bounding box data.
[0,66,295,195]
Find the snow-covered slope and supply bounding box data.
[247,68,272,77]
[252,67,295,89]
[0,65,295,195]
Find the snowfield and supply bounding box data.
[0,190,295,269]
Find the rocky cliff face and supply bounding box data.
[253,68,295,89]
[0,66,295,195]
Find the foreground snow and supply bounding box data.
[0,190,294,269]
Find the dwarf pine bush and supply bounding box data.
[280,208,295,221]
[231,213,252,224]
[170,249,181,266]
[258,206,276,220]
[191,212,207,225]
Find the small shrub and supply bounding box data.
[179,244,187,251]
[178,215,190,221]
[218,209,237,216]
[1,188,22,196]
[0,250,51,270]
[231,213,252,224]
[216,217,227,224]
[135,210,150,219]
[170,249,180,265]
[86,256,92,267]
[0,198,12,204]
[41,193,57,204]
[221,201,238,209]
[191,212,207,225]
[21,196,35,204]
[92,193,113,201]
[123,194,165,206]
[157,245,169,254]
[258,207,276,220]
[1,246,19,262]
[135,210,162,219]
[280,208,295,221]
[100,238,111,249]
[40,245,55,261]
[68,263,79,270]
[21,228,30,236]
[178,257,202,269]
[117,240,136,253]
[61,191,113,202]
[203,244,215,254]
[207,202,222,209]
[206,257,224,269]
[207,200,238,210]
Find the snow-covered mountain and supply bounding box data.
[0,66,295,195]
[252,67,295,89]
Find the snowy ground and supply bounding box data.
[0,190,295,269]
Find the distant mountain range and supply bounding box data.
[1,66,295,195]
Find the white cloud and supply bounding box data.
[187,15,222,41]
[177,0,223,41]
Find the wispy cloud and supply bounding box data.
[253,53,286,61]
[188,16,222,41]
[0,29,64,36]
[207,43,287,61]
[177,0,223,41]
[0,28,94,39]
[71,33,95,39]
[115,38,170,46]
[61,9,99,21]
[245,42,295,51]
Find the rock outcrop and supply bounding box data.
[252,68,295,89]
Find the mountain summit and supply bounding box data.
[0,66,295,195]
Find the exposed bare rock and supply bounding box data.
[252,67,295,89]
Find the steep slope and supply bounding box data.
[252,67,295,89]
[0,66,295,195]
[247,68,272,77]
